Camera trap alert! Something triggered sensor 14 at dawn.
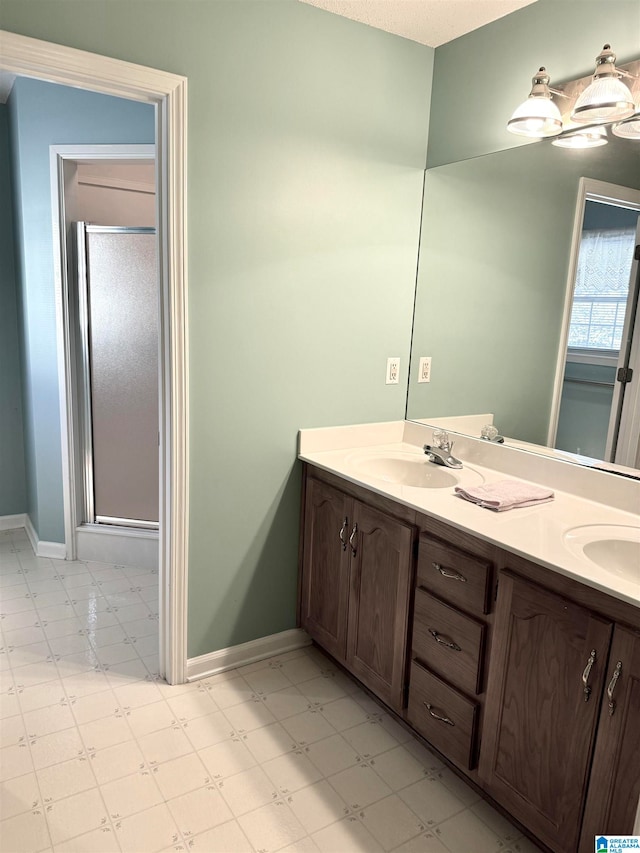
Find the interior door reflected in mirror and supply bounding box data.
[406,134,640,476]
[550,184,640,468]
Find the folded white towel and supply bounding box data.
[454,480,554,512]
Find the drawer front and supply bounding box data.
[412,589,485,695]
[407,661,479,770]
[417,535,492,615]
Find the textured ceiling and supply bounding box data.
[299,0,538,47]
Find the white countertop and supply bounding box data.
[298,421,640,610]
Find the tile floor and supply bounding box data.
[0,527,543,853]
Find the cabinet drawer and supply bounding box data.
[417,535,492,615]
[412,589,485,695]
[407,661,479,770]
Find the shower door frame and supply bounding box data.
[0,30,189,685]
[75,221,160,532]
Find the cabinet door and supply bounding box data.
[346,501,414,711]
[579,626,640,852]
[300,478,351,663]
[479,572,612,853]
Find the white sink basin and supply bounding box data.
[563,524,640,584]
[345,450,484,489]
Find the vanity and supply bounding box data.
[297,421,640,853]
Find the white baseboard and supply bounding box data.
[38,541,68,559]
[186,628,311,682]
[0,514,27,531]
[24,513,39,553]
[24,515,67,559]
[75,524,158,570]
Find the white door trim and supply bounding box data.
[613,220,640,468]
[0,30,189,685]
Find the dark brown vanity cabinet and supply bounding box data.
[346,499,414,710]
[299,477,351,663]
[300,473,414,711]
[407,531,494,772]
[479,572,611,853]
[479,571,640,853]
[578,625,640,851]
[298,465,640,853]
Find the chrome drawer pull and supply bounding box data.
[433,562,467,583]
[428,628,461,652]
[424,702,455,726]
[607,660,622,716]
[339,518,348,551]
[582,649,597,702]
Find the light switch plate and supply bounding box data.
[386,357,400,385]
[418,356,432,383]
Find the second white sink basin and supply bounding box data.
[345,450,484,489]
[563,524,640,585]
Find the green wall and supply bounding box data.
[427,0,640,167]
[0,1,434,656]
[0,104,26,517]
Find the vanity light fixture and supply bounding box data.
[507,67,563,137]
[571,45,635,124]
[612,115,640,139]
[551,126,608,149]
[507,47,639,144]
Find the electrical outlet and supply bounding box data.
[386,357,400,385]
[418,356,432,383]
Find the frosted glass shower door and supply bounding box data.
[77,224,159,527]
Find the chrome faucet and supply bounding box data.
[480,424,505,443]
[423,431,463,469]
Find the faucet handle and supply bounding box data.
[480,424,504,443]
[433,429,450,451]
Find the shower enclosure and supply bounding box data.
[74,223,159,533]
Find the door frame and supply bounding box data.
[613,231,640,468]
[51,146,158,549]
[548,177,640,463]
[0,30,189,685]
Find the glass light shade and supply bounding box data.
[571,76,635,123]
[612,115,640,139]
[552,127,608,148]
[507,95,563,137]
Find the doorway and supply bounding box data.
[551,179,640,469]
[1,29,188,684]
[53,146,161,570]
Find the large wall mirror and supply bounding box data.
[406,135,640,475]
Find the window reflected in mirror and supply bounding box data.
[555,191,640,466]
